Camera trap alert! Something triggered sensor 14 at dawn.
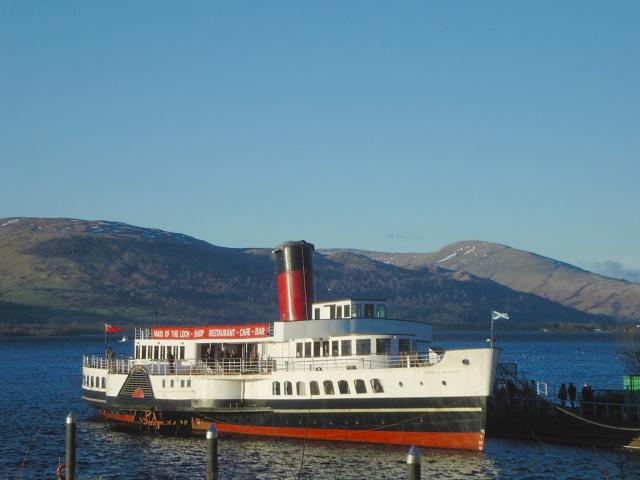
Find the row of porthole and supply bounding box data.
[161,378,192,389]
[83,375,105,389]
[273,378,384,396]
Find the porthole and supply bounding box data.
[462,359,470,365]
[380,418,386,425]
[399,381,403,387]
[420,381,424,386]
[442,380,447,386]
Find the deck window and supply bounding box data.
[352,304,360,318]
[179,346,185,359]
[371,378,384,393]
[284,381,293,395]
[154,346,159,359]
[135,345,140,359]
[296,342,303,358]
[187,379,191,388]
[314,307,320,319]
[376,338,391,355]
[338,380,350,394]
[344,305,351,318]
[323,380,335,395]
[297,381,306,395]
[329,305,336,319]
[314,341,321,357]
[160,346,165,359]
[273,381,281,395]
[364,304,374,318]
[356,339,371,355]
[305,342,312,357]
[376,305,386,318]
[399,339,411,353]
[101,377,106,389]
[181,379,185,388]
[341,340,352,356]
[170,380,174,388]
[337,306,343,318]
[90,377,94,387]
[310,381,320,395]
[162,380,166,388]
[354,379,367,394]
[322,340,329,356]
[331,340,339,356]
[141,346,147,359]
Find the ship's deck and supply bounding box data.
[83,351,444,376]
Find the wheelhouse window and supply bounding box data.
[273,381,281,395]
[338,380,350,394]
[344,305,351,318]
[296,381,306,395]
[341,340,352,356]
[352,304,361,318]
[310,381,320,395]
[354,379,367,394]
[376,338,391,355]
[284,381,293,395]
[376,305,386,318]
[371,378,384,393]
[364,304,374,318]
[356,339,371,355]
[323,380,335,395]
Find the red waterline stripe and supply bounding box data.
[195,420,484,451]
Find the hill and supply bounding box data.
[0,218,616,335]
[333,241,640,322]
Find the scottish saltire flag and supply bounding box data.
[491,310,509,321]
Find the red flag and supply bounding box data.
[105,323,123,333]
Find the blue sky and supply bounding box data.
[2,1,639,276]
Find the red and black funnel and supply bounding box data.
[272,241,315,321]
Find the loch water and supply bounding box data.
[1,330,639,480]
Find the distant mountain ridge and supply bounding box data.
[0,217,628,335]
[324,241,640,322]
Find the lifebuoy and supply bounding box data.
[56,462,65,480]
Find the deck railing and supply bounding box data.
[83,352,443,376]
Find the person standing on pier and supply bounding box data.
[558,383,567,407]
[568,383,577,407]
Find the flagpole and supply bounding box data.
[489,310,494,348]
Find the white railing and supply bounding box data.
[83,352,443,376]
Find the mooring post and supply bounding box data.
[65,412,76,480]
[206,424,218,480]
[407,444,421,480]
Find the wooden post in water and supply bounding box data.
[65,412,76,480]
[206,424,218,480]
[407,444,421,480]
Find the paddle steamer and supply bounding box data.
[82,241,500,450]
